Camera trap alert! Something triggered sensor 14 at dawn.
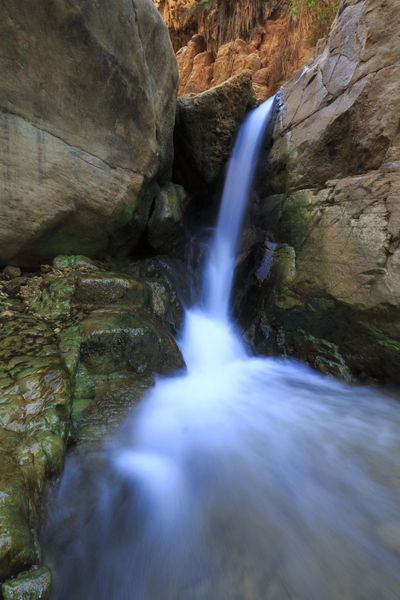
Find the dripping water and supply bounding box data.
[48,97,400,600]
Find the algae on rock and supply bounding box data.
[0,256,184,587]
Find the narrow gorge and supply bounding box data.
[0,1,399,599]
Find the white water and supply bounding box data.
[50,99,400,600]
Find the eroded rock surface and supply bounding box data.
[0,257,183,589]
[156,0,337,101]
[0,0,178,267]
[244,0,400,381]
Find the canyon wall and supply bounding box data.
[244,0,400,382]
[156,0,338,101]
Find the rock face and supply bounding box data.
[245,0,400,381]
[157,0,338,102]
[0,0,178,267]
[174,71,256,195]
[0,256,183,585]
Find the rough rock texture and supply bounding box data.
[0,0,178,267]
[156,0,338,101]
[2,566,51,600]
[174,71,256,195]
[244,0,400,381]
[0,257,183,584]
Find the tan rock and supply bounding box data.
[184,51,215,94]
[0,0,178,267]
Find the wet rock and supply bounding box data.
[124,258,187,333]
[147,183,189,253]
[174,71,256,195]
[0,0,178,267]
[74,273,151,308]
[0,315,70,578]
[0,255,184,579]
[247,0,400,381]
[80,308,183,376]
[1,566,51,600]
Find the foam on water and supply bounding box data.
[49,98,400,600]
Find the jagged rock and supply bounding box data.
[247,0,400,381]
[174,71,256,195]
[0,256,184,579]
[0,0,178,267]
[159,0,335,101]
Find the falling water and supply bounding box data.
[49,99,400,600]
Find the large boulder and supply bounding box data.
[174,71,256,196]
[245,0,400,381]
[0,0,178,267]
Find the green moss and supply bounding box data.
[0,259,184,580]
[52,255,99,270]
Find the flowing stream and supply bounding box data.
[50,98,400,599]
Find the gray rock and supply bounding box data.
[174,71,256,194]
[0,0,178,267]
[248,0,400,381]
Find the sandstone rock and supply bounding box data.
[247,0,400,381]
[174,71,256,194]
[0,0,178,267]
[164,1,331,102]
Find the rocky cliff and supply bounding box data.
[156,0,338,101]
[0,0,178,267]
[243,0,400,382]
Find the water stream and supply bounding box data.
[50,98,400,599]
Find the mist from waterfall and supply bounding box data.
[49,98,400,600]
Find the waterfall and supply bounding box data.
[205,96,275,321]
[49,100,400,600]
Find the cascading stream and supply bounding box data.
[49,99,400,600]
[204,96,275,322]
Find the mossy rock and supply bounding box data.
[0,255,184,580]
[74,273,151,308]
[80,308,183,376]
[1,566,51,599]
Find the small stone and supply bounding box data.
[40,265,52,274]
[3,266,21,278]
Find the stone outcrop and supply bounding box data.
[244,0,400,381]
[0,0,178,267]
[174,71,256,195]
[0,256,183,587]
[157,0,338,102]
